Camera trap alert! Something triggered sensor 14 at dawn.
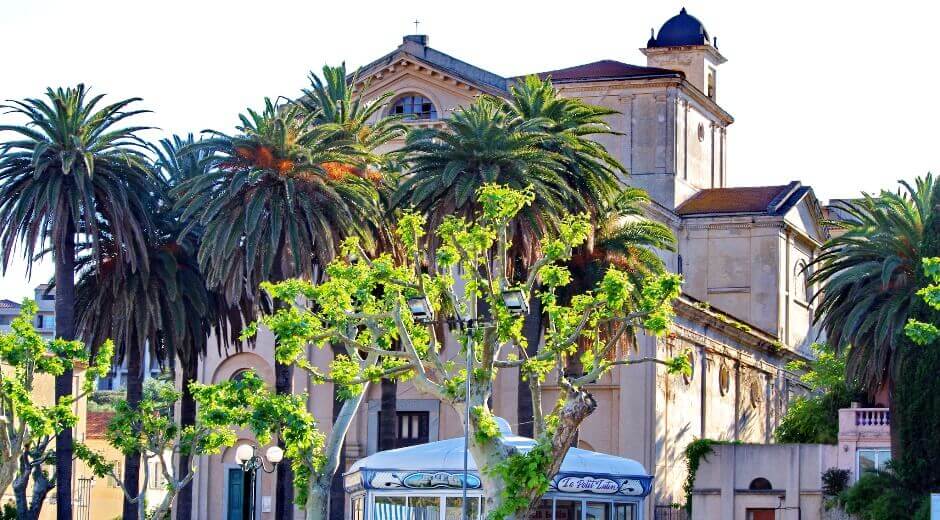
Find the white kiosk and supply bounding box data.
[344,419,652,520]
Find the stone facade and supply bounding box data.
[191,9,828,520]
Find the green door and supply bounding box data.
[228,468,245,520]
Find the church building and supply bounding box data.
[192,9,827,520]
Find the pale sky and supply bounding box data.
[1,0,938,300]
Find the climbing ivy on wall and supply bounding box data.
[682,438,740,514]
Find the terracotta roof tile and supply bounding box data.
[676,182,804,216]
[529,60,681,83]
[86,411,115,439]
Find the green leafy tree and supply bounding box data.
[77,374,315,520]
[396,79,630,438]
[0,301,113,519]
[251,185,687,520]
[774,343,865,444]
[499,75,630,437]
[0,85,154,517]
[300,64,407,520]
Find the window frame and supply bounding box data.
[857,448,891,476]
[391,94,438,122]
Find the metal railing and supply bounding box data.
[654,506,688,520]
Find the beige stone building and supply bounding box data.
[191,9,829,520]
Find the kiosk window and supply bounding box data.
[614,503,635,520]
[585,502,610,520]
[554,500,582,520]
[375,496,407,520]
[409,496,440,520]
[445,497,481,520]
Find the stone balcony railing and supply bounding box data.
[838,407,891,439]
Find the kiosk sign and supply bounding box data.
[556,476,619,494]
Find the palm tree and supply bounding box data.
[76,135,252,519]
[300,63,405,153]
[809,174,938,454]
[0,85,153,519]
[302,65,406,520]
[498,75,628,437]
[152,135,252,520]
[173,98,380,519]
[394,95,583,262]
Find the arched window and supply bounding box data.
[683,351,695,385]
[749,477,773,490]
[230,368,251,382]
[391,94,437,121]
[794,260,811,302]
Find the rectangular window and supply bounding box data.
[613,503,635,520]
[445,497,481,520]
[525,500,552,520]
[375,496,407,520]
[585,502,610,520]
[555,500,582,520]
[379,411,431,448]
[858,448,891,475]
[409,496,440,520]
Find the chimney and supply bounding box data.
[403,34,428,47]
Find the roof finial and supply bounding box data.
[680,7,687,14]
[413,19,420,34]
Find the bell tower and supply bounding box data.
[641,8,726,101]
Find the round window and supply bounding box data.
[718,364,730,396]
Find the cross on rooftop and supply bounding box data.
[413,19,420,33]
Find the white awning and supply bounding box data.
[349,418,649,478]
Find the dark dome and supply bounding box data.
[648,8,711,48]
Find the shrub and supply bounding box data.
[821,468,850,497]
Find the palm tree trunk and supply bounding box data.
[274,362,294,520]
[517,292,542,438]
[378,379,397,451]
[122,337,143,519]
[175,353,198,520]
[54,229,75,520]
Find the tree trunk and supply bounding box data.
[274,360,295,520]
[517,293,542,438]
[378,379,398,451]
[175,353,198,520]
[122,338,143,520]
[328,344,348,520]
[54,229,75,520]
[305,482,331,520]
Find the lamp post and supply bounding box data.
[234,444,284,520]
[407,288,529,520]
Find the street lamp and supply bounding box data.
[234,444,283,520]
[406,288,529,520]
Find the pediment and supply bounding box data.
[783,190,828,244]
[354,61,483,118]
